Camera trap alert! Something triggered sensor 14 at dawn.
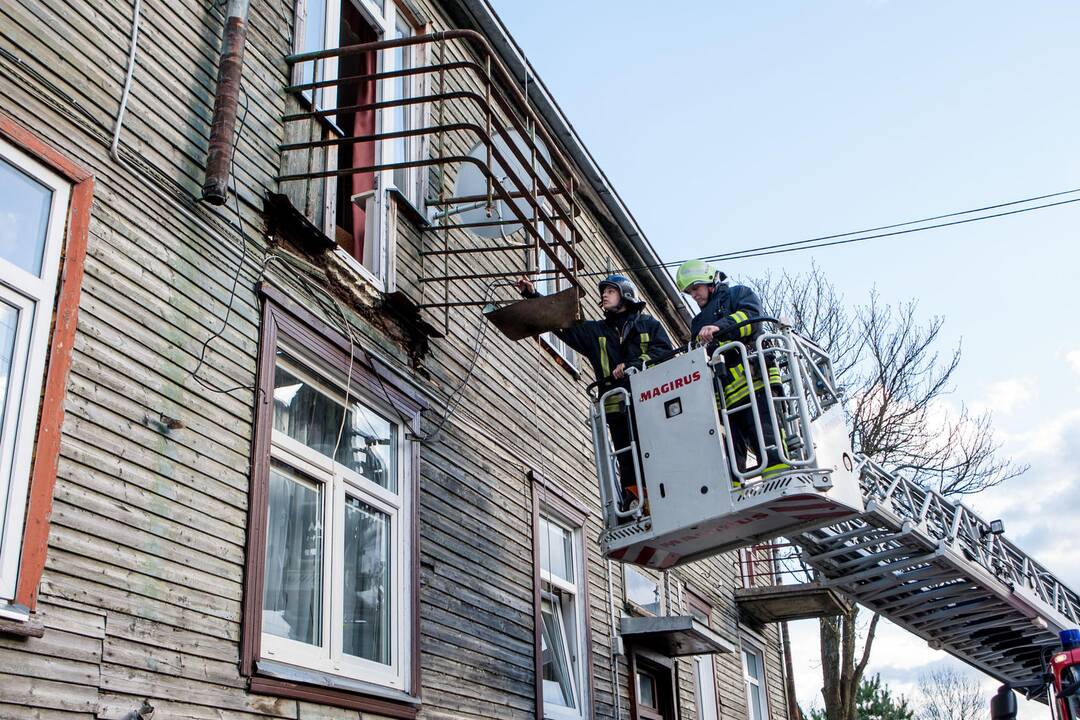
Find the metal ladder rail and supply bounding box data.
[794,456,1080,699]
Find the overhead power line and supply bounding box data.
[564,186,1080,280]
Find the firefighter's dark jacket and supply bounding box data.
[689,282,765,344]
[523,290,673,381]
[689,283,779,400]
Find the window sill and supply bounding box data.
[330,247,388,295]
[0,602,43,638]
[386,186,428,229]
[252,660,419,719]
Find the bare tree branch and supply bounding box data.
[918,668,984,720]
[749,267,1025,720]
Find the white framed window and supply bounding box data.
[0,140,70,603]
[538,512,588,719]
[624,566,661,616]
[687,594,719,720]
[292,0,424,290]
[536,218,577,370]
[742,644,771,720]
[260,348,411,691]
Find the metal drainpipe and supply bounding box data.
[202,0,251,205]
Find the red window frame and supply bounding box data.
[0,112,92,614]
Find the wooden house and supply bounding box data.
[0,0,799,718]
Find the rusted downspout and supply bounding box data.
[202,0,250,205]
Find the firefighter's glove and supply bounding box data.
[697,324,722,343]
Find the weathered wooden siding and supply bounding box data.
[0,0,794,719]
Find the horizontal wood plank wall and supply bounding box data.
[0,0,790,719]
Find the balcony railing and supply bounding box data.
[737,542,818,589]
[279,30,585,328]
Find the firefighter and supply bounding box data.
[515,274,672,510]
[675,259,790,482]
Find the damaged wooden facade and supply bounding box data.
[0,0,797,718]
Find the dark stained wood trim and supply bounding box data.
[530,472,597,718]
[531,480,543,720]
[259,281,428,413]
[409,436,421,697]
[528,469,590,525]
[249,676,419,719]
[629,650,677,720]
[242,291,423,710]
[0,113,93,611]
[685,588,713,628]
[628,650,641,720]
[240,301,279,676]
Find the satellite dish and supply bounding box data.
[452,128,552,238]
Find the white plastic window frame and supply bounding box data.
[292,0,422,292]
[687,593,720,720]
[260,350,410,692]
[0,141,69,602]
[539,511,588,720]
[741,643,771,720]
[536,216,577,370]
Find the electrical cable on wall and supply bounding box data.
[110,0,141,162]
[101,0,260,399]
[188,88,257,398]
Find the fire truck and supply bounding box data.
[588,318,1080,709]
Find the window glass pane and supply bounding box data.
[689,602,710,625]
[273,359,398,491]
[749,681,764,720]
[539,517,574,584]
[391,19,413,194]
[626,566,660,614]
[263,467,324,646]
[0,157,52,277]
[744,649,760,679]
[299,0,327,104]
[0,302,21,442]
[541,597,575,708]
[343,496,391,664]
[637,670,657,708]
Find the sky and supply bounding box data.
[489,1,1080,717]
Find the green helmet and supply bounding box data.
[675,259,716,293]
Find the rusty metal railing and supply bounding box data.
[279,30,584,328]
[737,542,817,589]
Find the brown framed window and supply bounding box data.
[242,285,422,718]
[629,652,675,720]
[0,114,91,628]
[531,472,594,720]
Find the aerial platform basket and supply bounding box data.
[591,328,865,570]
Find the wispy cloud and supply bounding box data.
[1067,349,1080,377]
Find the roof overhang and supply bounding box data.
[620,615,736,657]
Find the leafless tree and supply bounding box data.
[917,668,985,720]
[750,265,1025,720]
